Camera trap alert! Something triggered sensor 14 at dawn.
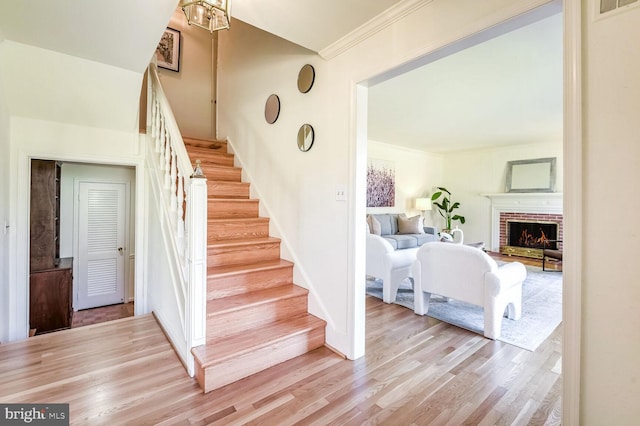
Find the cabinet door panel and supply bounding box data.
[30,160,58,272]
[29,268,72,333]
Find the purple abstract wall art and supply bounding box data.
[367,158,395,207]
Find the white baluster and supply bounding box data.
[170,149,178,211]
[164,135,172,189]
[158,116,165,166]
[150,93,157,138]
[183,181,190,245]
[154,102,161,152]
[154,98,161,143]
[177,173,185,238]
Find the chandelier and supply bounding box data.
[180,0,231,33]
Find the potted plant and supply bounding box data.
[431,186,465,233]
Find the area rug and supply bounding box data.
[365,265,562,351]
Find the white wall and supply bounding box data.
[0,41,142,132]
[0,40,146,337]
[144,171,188,369]
[158,9,215,140]
[582,4,640,423]
[218,0,558,358]
[59,163,136,305]
[366,140,443,226]
[217,19,344,346]
[441,141,562,246]
[0,41,11,342]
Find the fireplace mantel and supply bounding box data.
[482,193,563,251]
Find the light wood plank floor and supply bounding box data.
[0,298,561,425]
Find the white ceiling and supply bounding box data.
[0,0,177,73]
[232,0,406,53]
[367,12,563,153]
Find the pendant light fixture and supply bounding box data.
[180,0,231,33]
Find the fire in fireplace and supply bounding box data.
[507,221,558,250]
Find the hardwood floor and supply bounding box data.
[71,302,134,328]
[0,295,561,425]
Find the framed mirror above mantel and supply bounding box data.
[505,157,557,193]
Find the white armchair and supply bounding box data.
[411,242,526,339]
[366,233,419,303]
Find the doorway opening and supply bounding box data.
[356,0,565,406]
[28,160,136,335]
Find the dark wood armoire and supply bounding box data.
[29,159,73,334]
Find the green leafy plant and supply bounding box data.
[431,186,466,231]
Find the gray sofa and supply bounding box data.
[367,213,439,249]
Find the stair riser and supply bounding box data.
[195,327,325,393]
[207,182,250,199]
[207,265,294,299]
[208,220,269,241]
[201,168,241,182]
[208,200,259,219]
[207,295,309,339]
[190,153,234,167]
[186,144,228,154]
[208,243,281,268]
[184,140,227,151]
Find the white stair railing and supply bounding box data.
[146,62,207,376]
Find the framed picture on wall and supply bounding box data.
[367,158,395,207]
[155,27,181,72]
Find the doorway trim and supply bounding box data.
[9,149,146,342]
[561,0,582,423]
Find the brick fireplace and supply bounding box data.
[484,193,563,257]
[500,212,564,258]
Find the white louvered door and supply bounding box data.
[77,182,126,310]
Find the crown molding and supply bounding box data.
[319,0,434,60]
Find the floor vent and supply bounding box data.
[600,0,639,14]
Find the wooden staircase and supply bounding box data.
[185,137,326,393]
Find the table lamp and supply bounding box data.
[415,197,432,217]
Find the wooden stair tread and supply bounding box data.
[208,237,280,249]
[192,314,326,367]
[207,285,305,315]
[207,258,293,277]
[198,164,240,171]
[208,217,268,224]
[183,136,227,143]
[207,181,248,187]
[208,197,257,202]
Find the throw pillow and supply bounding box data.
[367,215,382,235]
[397,215,424,234]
